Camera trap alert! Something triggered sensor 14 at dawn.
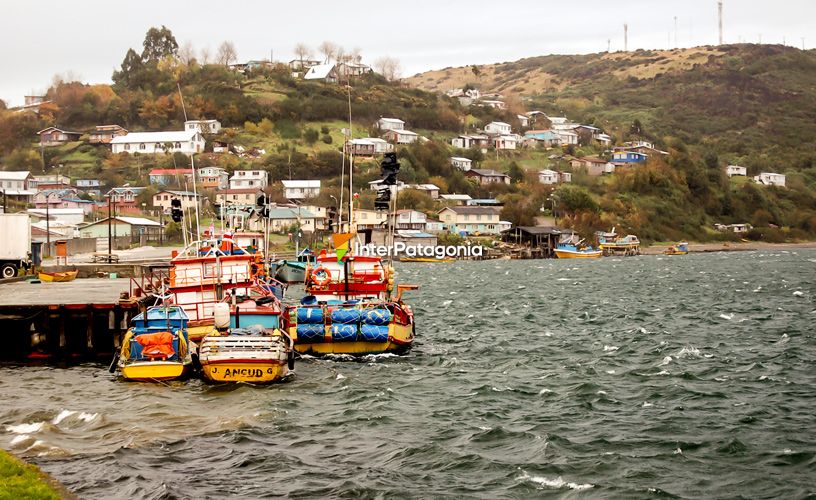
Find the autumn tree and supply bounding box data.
[293,43,313,68]
[374,56,401,81]
[141,25,179,62]
[318,41,337,63]
[216,41,238,66]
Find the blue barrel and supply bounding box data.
[296,307,324,324]
[362,309,392,326]
[330,324,358,342]
[331,308,362,324]
[360,324,389,342]
[296,323,325,343]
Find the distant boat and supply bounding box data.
[400,257,454,263]
[664,242,689,255]
[38,270,78,282]
[554,243,602,259]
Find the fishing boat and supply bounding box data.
[554,243,603,259]
[114,305,192,382]
[595,227,641,256]
[274,249,315,283]
[198,304,294,383]
[38,270,78,282]
[400,256,455,263]
[664,242,689,255]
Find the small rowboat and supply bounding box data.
[38,270,78,282]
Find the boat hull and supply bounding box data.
[554,249,602,259]
[120,361,189,381]
[201,360,288,383]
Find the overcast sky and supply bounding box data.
[2,0,814,106]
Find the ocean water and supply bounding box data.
[1,249,815,498]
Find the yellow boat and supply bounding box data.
[38,270,78,282]
[664,242,689,255]
[400,257,454,263]
[554,243,603,259]
[198,324,294,384]
[115,306,192,382]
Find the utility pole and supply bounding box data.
[624,23,629,52]
[718,0,723,45]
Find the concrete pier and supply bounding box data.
[0,278,146,362]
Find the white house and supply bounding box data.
[754,172,786,187]
[383,129,419,144]
[726,165,747,177]
[282,180,321,200]
[185,119,221,134]
[375,117,405,131]
[229,170,268,189]
[493,135,517,150]
[111,130,205,155]
[450,156,473,171]
[484,121,512,135]
[538,169,572,185]
[304,64,339,83]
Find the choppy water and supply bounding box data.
[2,250,816,498]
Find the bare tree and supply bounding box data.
[216,41,238,66]
[199,46,212,64]
[374,56,401,81]
[293,43,313,69]
[179,40,197,66]
[318,41,338,64]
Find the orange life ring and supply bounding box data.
[312,266,331,287]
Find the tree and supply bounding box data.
[293,43,313,68]
[318,41,338,63]
[374,56,401,81]
[507,162,525,184]
[141,25,179,62]
[216,41,238,66]
[112,48,145,88]
[179,41,197,66]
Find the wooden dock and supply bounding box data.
[0,278,146,362]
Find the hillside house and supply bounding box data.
[538,169,572,185]
[38,126,82,146]
[493,135,518,150]
[571,156,612,176]
[726,165,747,177]
[438,206,507,235]
[152,190,201,211]
[754,172,786,187]
[439,193,472,205]
[406,183,440,199]
[304,64,339,83]
[451,134,489,149]
[111,130,204,155]
[215,188,263,206]
[89,125,128,144]
[0,171,35,201]
[484,121,511,135]
[197,167,229,190]
[149,169,194,186]
[375,117,405,131]
[185,119,221,134]
[612,151,648,164]
[383,129,419,144]
[282,180,321,200]
[229,170,267,189]
[76,179,101,197]
[465,169,511,186]
[105,187,146,209]
[450,156,473,171]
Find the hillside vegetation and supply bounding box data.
[1,30,815,243]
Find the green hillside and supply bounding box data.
[1,29,815,243]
